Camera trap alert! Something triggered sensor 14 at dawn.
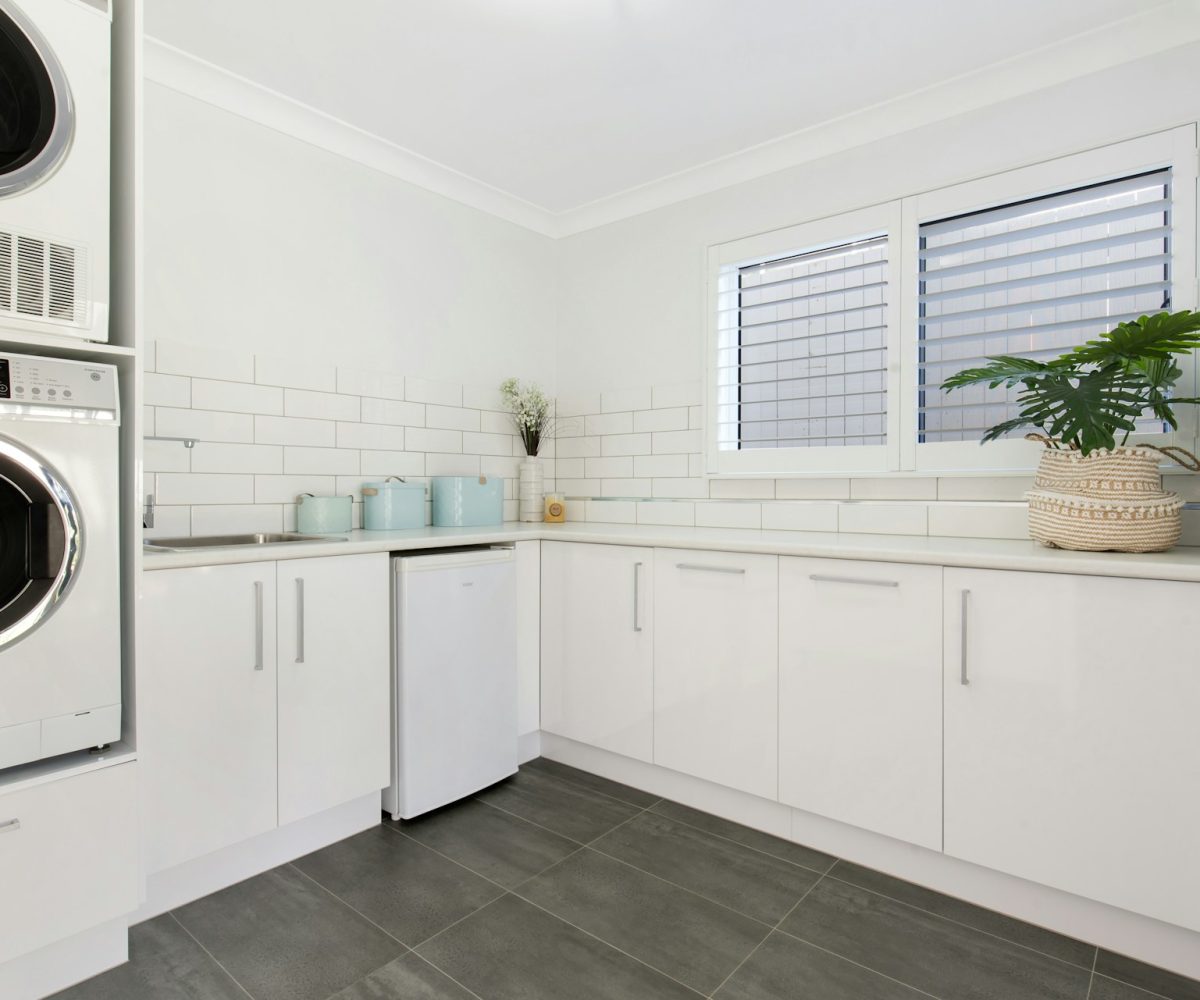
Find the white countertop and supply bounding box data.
[142,521,1200,582]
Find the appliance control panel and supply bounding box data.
[0,354,119,417]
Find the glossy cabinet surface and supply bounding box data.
[277,553,390,826]
[944,567,1200,932]
[541,541,654,761]
[141,562,278,872]
[653,548,778,798]
[779,557,942,850]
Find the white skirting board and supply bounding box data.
[136,792,382,921]
[0,918,128,1000]
[518,729,541,763]
[540,733,1200,982]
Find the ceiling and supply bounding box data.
[146,0,1176,220]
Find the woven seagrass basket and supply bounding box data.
[1025,440,1192,553]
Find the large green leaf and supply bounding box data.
[1069,310,1200,364]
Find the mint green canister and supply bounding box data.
[362,478,426,530]
[431,476,504,526]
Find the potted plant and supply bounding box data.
[942,309,1200,552]
[501,377,553,522]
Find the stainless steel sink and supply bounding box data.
[144,532,347,552]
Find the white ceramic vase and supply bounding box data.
[519,458,544,522]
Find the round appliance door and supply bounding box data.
[0,0,73,198]
[0,435,81,650]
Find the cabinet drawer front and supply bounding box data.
[0,763,139,964]
[540,542,654,761]
[944,568,1200,932]
[654,549,778,799]
[779,557,942,850]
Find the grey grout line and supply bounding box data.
[1086,947,1098,999]
[521,759,665,811]
[405,952,490,1000]
[465,794,593,845]
[820,868,1097,973]
[286,863,410,952]
[166,911,257,1000]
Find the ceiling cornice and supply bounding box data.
[145,1,1200,240]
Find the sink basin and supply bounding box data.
[144,532,347,552]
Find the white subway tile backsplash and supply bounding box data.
[636,501,695,526]
[256,355,335,393]
[634,407,689,433]
[652,477,707,499]
[708,479,775,500]
[361,397,425,427]
[425,453,481,477]
[555,392,602,418]
[838,502,929,536]
[480,410,516,435]
[462,384,505,411]
[695,502,761,529]
[557,478,601,496]
[143,505,190,539]
[284,388,361,422]
[191,379,284,416]
[144,372,191,408]
[144,438,191,473]
[481,456,522,480]
[928,502,1028,540]
[601,433,653,457]
[462,431,515,456]
[157,341,254,383]
[255,415,336,448]
[426,405,481,432]
[585,412,634,436]
[144,406,155,436]
[761,502,840,533]
[585,456,633,479]
[254,475,337,504]
[191,504,284,536]
[634,454,689,478]
[652,429,702,454]
[156,473,255,506]
[936,476,1035,502]
[406,376,462,407]
[602,387,653,413]
[406,427,463,453]
[652,382,701,409]
[850,477,939,501]
[284,447,361,476]
[600,478,643,497]
[336,367,406,400]
[336,422,406,451]
[192,443,283,475]
[554,416,585,438]
[775,478,852,500]
[156,407,254,444]
[586,500,636,524]
[556,436,601,459]
[552,457,585,480]
[359,451,426,478]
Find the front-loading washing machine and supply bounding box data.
[0,351,120,770]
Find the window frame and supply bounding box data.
[703,124,1198,479]
[704,201,904,477]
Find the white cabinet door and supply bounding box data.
[944,568,1200,932]
[779,558,942,850]
[654,549,778,798]
[141,563,278,873]
[541,541,654,761]
[277,552,391,826]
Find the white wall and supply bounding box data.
[555,43,1200,395]
[144,83,556,387]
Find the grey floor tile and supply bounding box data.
[172,865,404,1000]
[517,847,769,995]
[592,809,820,923]
[476,767,644,842]
[829,860,1095,967]
[394,798,579,888]
[293,826,503,946]
[522,756,660,808]
[330,951,477,1000]
[713,929,929,999]
[781,877,1091,1000]
[417,893,700,1000]
[1095,952,1200,1000]
[50,915,247,1000]
[1091,976,1170,1000]
[651,798,836,874]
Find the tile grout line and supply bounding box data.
[286,863,410,952]
[166,911,258,1000]
[1086,947,1098,999]
[405,951,490,1000]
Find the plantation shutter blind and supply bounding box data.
[715,235,889,451]
[918,169,1173,442]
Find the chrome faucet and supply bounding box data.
[143,493,155,530]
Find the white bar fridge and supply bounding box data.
[383,546,518,820]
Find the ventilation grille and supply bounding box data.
[0,229,89,329]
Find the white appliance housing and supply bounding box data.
[0,0,110,342]
[384,547,517,820]
[0,353,121,769]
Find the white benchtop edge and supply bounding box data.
[141,521,1200,582]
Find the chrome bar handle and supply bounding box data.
[295,578,305,663]
[0,818,20,833]
[254,581,264,671]
[676,563,746,575]
[960,589,970,686]
[633,562,643,632]
[809,574,899,588]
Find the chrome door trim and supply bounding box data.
[0,0,76,198]
[0,435,83,651]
